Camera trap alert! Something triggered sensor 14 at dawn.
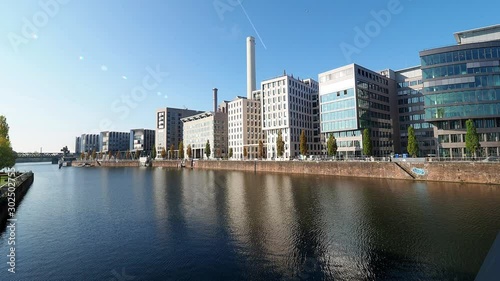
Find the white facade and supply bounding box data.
[228,96,264,159]
[182,111,228,159]
[261,74,320,159]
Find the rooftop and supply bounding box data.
[454,24,500,44]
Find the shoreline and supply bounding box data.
[70,159,500,185]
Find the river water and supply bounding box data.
[0,163,499,280]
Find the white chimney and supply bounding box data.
[246,36,256,99]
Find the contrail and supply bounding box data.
[237,1,267,50]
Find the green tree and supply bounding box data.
[169,144,175,159]
[465,119,481,158]
[300,130,308,156]
[187,144,192,159]
[178,141,184,159]
[327,134,338,157]
[258,140,264,159]
[407,126,419,157]
[0,116,15,169]
[160,148,166,159]
[151,146,157,159]
[205,140,211,159]
[229,148,233,158]
[243,147,248,159]
[276,130,285,158]
[0,116,9,139]
[362,128,372,156]
[0,137,15,169]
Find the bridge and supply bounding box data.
[15,152,66,164]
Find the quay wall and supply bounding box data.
[71,160,500,185]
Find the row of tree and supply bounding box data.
[0,116,17,169]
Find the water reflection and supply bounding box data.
[1,165,499,280]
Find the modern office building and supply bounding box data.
[228,96,264,159]
[420,25,500,158]
[181,89,228,159]
[79,134,100,153]
[319,64,398,158]
[155,107,204,157]
[75,136,81,154]
[99,131,130,153]
[130,129,155,156]
[394,66,436,156]
[261,73,321,159]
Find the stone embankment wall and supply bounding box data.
[72,160,500,185]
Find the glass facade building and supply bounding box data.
[319,64,398,158]
[420,26,500,158]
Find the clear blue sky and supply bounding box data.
[1,0,499,152]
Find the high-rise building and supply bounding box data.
[394,66,436,156]
[261,74,321,159]
[228,96,264,159]
[75,136,81,154]
[420,25,500,158]
[99,131,130,153]
[319,64,398,158]
[80,134,100,153]
[155,107,204,156]
[130,129,155,157]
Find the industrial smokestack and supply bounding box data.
[246,36,256,99]
[213,88,218,112]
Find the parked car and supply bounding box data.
[482,156,500,162]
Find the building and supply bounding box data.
[228,96,264,159]
[75,136,81,154]
[155,107,204,157]
[319,64,398,158]
[181,89,228,159]
[130,129,155,157]
[394,66,436,156]
[79,134,100,153]
[261,73,321,159]
[99,131,130,153]
[420,25,500,158]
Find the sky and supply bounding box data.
[0,0,499,153]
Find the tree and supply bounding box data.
[407,126,419,157]
[187,144,192,159]
[205,140,211,159]
[108,151,112,159]
[178,141,184,159]
[276,130,285,158]
[362,128,372,156]
[0,116,16,169]
[465,119,480,158]
[0,137,15,169]
[80,152,85,160]
[258,140,264,159]
[169,144,175,159]
[92,149,97,160]
[151,146,157,159]
[125,150,131,159]
[300,130,308,157]
[160,148,167,159]
[243,146,248,159]
[229,148,233,158]
[327,134,338,158]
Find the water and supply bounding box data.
[1,163,499,280]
